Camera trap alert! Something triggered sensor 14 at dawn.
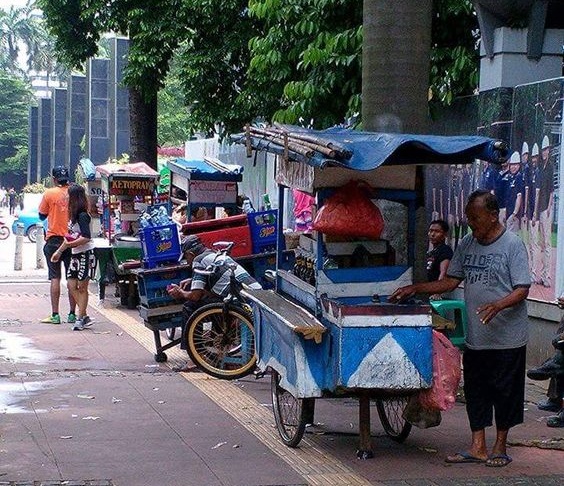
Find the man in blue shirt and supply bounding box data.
[504,151,525,234]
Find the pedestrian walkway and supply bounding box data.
[0,275,563,485]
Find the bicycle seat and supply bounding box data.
[212,241,234,253]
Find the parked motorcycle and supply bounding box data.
[0,215,11,240]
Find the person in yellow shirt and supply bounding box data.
[38,166,77,325]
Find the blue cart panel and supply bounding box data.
[246,290,433,398]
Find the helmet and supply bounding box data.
[521,141,529,154]
[531,143,539,157]
[509,151,521,164]
[542,135,550,150]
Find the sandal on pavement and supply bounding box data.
[546,411,564,428]
[486,454,512,467]
[445,451,486,464]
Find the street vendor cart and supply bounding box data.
[95,162,160,308]
[136,157,279,362]
[232,126,508,457]
[168,157,242,221]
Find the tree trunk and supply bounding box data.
[362,1,432,283]
[362,0,432,134]
[129,87,158,170]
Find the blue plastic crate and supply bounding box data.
[137,264,192,308]
[247,210,277,253]
[139,223,182,269]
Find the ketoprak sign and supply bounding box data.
[103,176,156,196]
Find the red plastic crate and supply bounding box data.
[195,225,252,258]
[182,214,253,257]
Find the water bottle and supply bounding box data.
[242,199,253,214]
[157,205,169,225]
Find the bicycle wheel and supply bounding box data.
[184,303,256,380]
[271,369,313,447]
[375,395,412,442]
[0,226,10,240]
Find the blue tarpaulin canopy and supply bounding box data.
[231,125,509,170]
[167,158,243,182]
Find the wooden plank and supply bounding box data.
[243,289,325,343]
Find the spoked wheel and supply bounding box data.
[375,395,412,442]
[271,369,314,447]
[0,226,10,240]
[183,303,256,380]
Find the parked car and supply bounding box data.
[12,210,47,243]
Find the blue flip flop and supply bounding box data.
[486,454,512,467]
[445,451,486,464]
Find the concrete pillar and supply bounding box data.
[36,228,45,269]
[479,28,564,92]
[14,223,24,271]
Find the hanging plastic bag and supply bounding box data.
[403,394,442,429]
[312,180,384,239]
[418,330,461,411]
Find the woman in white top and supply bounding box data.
[51,184,96,330]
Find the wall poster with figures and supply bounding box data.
[425,78,563,303]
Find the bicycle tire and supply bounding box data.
[183,302,256,380]
[0,226,10,240]
[271,369,313,447]
[375,395,412,442]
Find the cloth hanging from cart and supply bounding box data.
[231,125,509,170]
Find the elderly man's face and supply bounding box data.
[466,199,499,243]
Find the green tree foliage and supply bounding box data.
[430,0,479,106]
[36,0,479,141]
[173,0,258,137]
[158,65,193,146]
[37,0,180,98]
[245,0,362,129]
[0,73,32,174]
[246,0,478,129]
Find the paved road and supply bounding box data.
[0,209,562,485]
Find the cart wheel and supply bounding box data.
[154,352,167,363]
[271,370,313,448]
[375,396,412,443]
[119,283,128,306]
[165,327,177,341]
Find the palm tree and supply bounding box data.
[362,0,432,133]
[0,4,34,74]
[0,1,64,82]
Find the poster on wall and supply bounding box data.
[426,78,563,303]
[510,79,562,302]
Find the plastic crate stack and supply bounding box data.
[138,205,182,268]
